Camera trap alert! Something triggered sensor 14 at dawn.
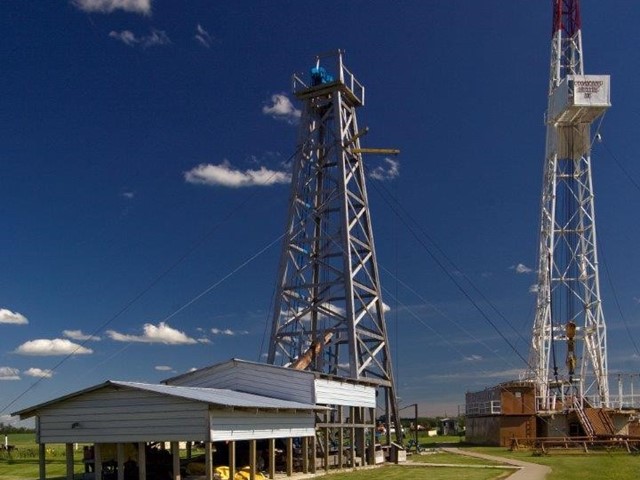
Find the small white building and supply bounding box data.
[14,358,381,480]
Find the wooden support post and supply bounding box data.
[338,408,344,468]
[356,407,365,466]
[66,443,74,480]
[171,442,181,480]
[350,407,356,468]
[286,438,293,477]
[367,408,375,465]
[249,439,257,480]
[310,434,317,474]
[324,427,329,473]
[228,441,236,480]
[302,437,308,473]
[186,441,192,460]
[268,438,276,479]
[205,443,213,480]
[95,444,103,480]
[138,443,146,480]
[117,443,125,480]
[39,443,46,480]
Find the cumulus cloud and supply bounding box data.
[197,337,212,344]
[15,339,93,356]
[211,328,248,336]
[510,263,533,274]
[0,367,20,381]
[369,158,400,181]
[0,308,28,325]
[63,330,101,341]
[24,368,53,378]
[72,0,151,15]
[106,322,197,345]
[109,29,170,48]
[529,284,539,294]
[184,160,291,188]
[121,191,135,199]
[154,365,172,371]
[194,24,212,48]
[262,94,301,124]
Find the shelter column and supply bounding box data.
[249,440,257,480]
[228,441,236,480]
[171,442,181,480]
[268,438,275,479]
[138,442,146,480]
[310,434,317,473]
[302,437,308,473]
[94,443,103,480]
[65,443,74,480]
[39,443,46,480]
[117,443,125,480]
[205,442,213,480]
[286,437,293,477]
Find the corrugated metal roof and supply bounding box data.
[13,380,326,418]
[111,381,323,410]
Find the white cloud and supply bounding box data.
[0,367,20,381]
[121,191,135,199]
[369,158,400,181]
[63,329,101,341]
[262,94,301,124]
[71,0,151,15]
[24,368,53,378]
[106,322,197,345]
[194,24,212,48]
[511,263,533,274]
[529,284,539,294]
[109,29,170,48]
[0,308,28,325]
[197,337,212,344]
[15,339,93,356]
[463,354,483,362]
[210,328,248,336]
[154,365,172,371]
[184,160,291,188]
[0,414,22,426]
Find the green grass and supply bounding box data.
[0,435,85,480]
[317,465,512,480]
[470,446,640,480]
[410,452,508,466]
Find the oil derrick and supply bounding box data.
[267,51,402,440]
[530,0,610,410]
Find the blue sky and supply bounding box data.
[2,0,640,422]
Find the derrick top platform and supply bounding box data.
[292,50,365,106]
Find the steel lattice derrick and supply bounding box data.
[268,52,401,439]
[530,0,609,410]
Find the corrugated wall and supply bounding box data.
[314,379,376,407]
[210,409,315,441]
[37,386,208,443]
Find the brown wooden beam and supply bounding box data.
[138,443,147,480]
[286,438,293,477]
[65,443,74,480]
[228,441,236,480]
[39,443,46,480]
[268,438,276,479]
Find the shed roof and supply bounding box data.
[13,379,325,419]
[163,357,383,387]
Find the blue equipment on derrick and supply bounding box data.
[310,66,334,86]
